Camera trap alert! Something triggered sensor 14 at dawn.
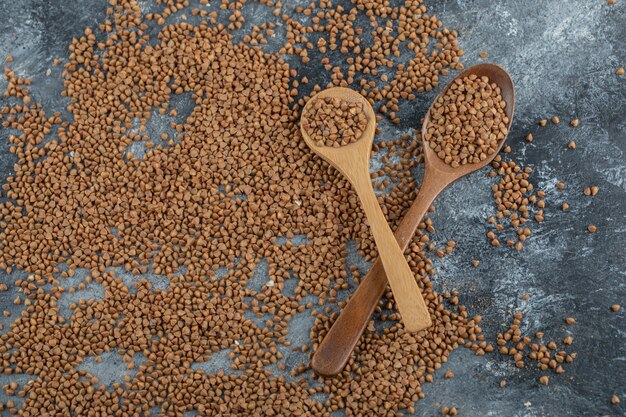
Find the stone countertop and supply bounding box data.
[0,1,624,416]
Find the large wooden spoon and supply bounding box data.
[300,88,432,333]
[311,63,515,377]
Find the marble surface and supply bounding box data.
[0,1,624,416]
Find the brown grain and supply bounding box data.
[497,312,577,376]
[284,0,463,124]
[426,74,509,167]
[0,1,491,415]
[302,97,368,147]
[487,156,543,251]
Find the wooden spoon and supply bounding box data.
[300,87,432,333]
[311,63,515,377]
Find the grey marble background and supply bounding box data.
[0,1,624,416]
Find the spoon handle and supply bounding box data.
[312,171,445,376]
[349,173,432,333]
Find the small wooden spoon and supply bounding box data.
[300,87,432,333]
[311,63,515,377]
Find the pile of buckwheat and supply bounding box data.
[301,97,368,147]
[426,74,509,167]
[0,0,501,415]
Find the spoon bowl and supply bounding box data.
[422,63,515,180]
[300,88,377,182]
[300,87,432,333]
[311,63,515,377]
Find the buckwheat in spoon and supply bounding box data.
[300,88,432,333]
[311,63,515,376]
